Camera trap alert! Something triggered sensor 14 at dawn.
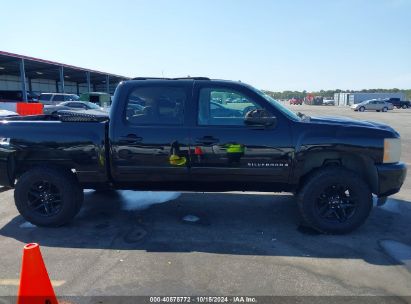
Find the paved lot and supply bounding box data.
[0,105,411,302]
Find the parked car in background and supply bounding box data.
[323,99,335,106]
[289,98,303,105]
[39,93,80,105]
[43,101,105,114]
[351,99,394,112]
[80,92,111,108]
[383,98,410,109]
[0,90,39,102]
[304,96,323,105]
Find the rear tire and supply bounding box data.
[382,107,388,112]
[14,167,84,227]
[297,167,372,234]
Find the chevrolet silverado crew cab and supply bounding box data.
[0,78,406,234]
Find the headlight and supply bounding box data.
[383,138,401,163]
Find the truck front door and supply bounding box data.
[110,82,191,185]
[188,83,294,185]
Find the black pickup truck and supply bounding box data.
[383,98,411,109]
[0,78,407,234]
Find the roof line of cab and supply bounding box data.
[129,77,244,83]
[124,77,245,88]
[131,77,210,81]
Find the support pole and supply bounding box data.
[19,59,28,102]
[86,71,91,92]
[59,66,65,93]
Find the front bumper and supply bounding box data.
[376,162,407,197]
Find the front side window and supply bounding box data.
[198,88,261,126]
[53,94,65,102]
[39,94,52,101]
[64,94,80,101]
[126,86,186,125]
[67,102,85,109]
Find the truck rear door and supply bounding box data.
[109,81,192,184]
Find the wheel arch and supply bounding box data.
[294,151,378,194]
[14,163,84,227]
[14,161,79,184]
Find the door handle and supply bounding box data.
[195,136,219,145]
[119,134,143,143]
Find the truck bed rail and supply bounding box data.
[3,110,109,123]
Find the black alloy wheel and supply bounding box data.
[297,167,372,234]
[315,184,357,223]
[27,180,63,217]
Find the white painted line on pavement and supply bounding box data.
[0,279,65,287]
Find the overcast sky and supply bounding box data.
[1,0,410,91]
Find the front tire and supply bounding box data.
[14,167,84,227]
[359,106,365,112]
[297,167,372,234]
[382,107,388,112]
[402,104,407,109]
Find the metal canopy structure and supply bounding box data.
[0,51,130,101]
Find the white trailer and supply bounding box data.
[335,92,406,106]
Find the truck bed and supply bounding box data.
[0,116,109,187]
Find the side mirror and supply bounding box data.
[244,109,277,128]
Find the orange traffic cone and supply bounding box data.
[17,243,58,304]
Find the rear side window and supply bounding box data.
[126,86,186,125]
[39,94,52,101]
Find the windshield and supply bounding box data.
[65,94,80,101]
[83,101,101,109]
[250,87,301,121]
